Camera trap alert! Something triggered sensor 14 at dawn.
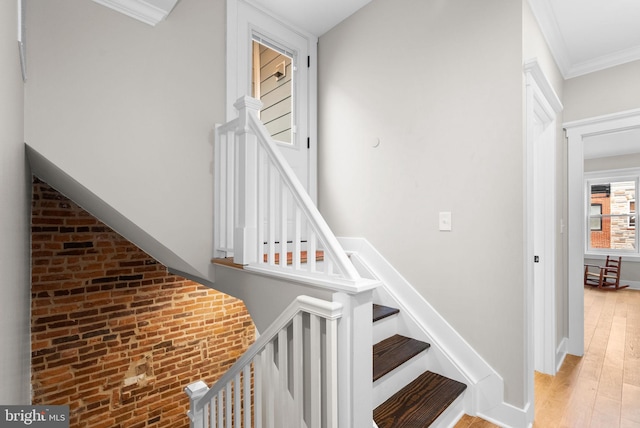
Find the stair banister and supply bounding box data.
[215,96,361,283]
[186,295,343,428]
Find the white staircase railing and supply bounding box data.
[205,96,379,427]
[214,96,361,288]
[185,295,342,428]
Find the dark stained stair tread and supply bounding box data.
[373,334,430,381]
[373,304,400,323]
[374,371,467,428]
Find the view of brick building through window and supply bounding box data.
[589,181,636,250]
[31,178,255,428]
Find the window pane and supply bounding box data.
[588,181,636,251]
[590,204,602,231]
[252,41,293,144]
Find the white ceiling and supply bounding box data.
[248,0,372,37]
[528,0,640,79]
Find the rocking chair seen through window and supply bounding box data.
[584,256,629,291]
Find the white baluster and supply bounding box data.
[243,365,251,428]
[293,207,302,271]
[267,164,277,265]
[308,233,317,273]
[309,314,321,428]
[225,382,232,428]
[279,186,288,268]
[292,313,304,427]
[277,328,289,427]
[254,355,263,428]
[325,317,339,428]
[264,343,275,428]
[217,390,224,428]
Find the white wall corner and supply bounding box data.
[91,0,179,26]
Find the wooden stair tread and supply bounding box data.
[374,371,467,428]
[373,334,430,381]
[373,304,400,322]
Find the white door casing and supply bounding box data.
[524,59,562,422]
[227,0,318,202]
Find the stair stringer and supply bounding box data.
[339,237,512,425]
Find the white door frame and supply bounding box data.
[226,0,318,202]
[524,59,562,419]
[564,108,640,357]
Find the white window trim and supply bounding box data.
[585,167,640,258]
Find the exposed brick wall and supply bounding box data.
[31,178,255,428]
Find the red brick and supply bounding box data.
[31,179,255,427]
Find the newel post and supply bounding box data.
[334,290,374,428]
[185,380,209,428]
[233,96,263,265]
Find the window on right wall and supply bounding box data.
[586,169,639,255]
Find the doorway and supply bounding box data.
[565,108,640,357]
[227,0,318,202]
[525,60,562,377]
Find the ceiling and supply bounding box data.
[253,0,640,79]
[248,0,371,37]
[527,0,640,79]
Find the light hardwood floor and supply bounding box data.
[456,286,640,428]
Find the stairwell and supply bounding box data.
[184,97,505,427]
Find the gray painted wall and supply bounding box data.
[0,0,31,404]
[318,0,527,407]
[564,60,640,123]
[24,0,226,279]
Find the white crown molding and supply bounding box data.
[527,0,571,78]
[528,0,640,79]
[91,0,179,26]
[566,44,640,79]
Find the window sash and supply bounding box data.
[585,170,639,255]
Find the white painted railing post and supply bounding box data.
[233,96,263,265]
[185,380,209,428]
[334,290,374,428]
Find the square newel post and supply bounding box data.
[185,380,209,428]
[334,290,374,428]
[232,96,263,265]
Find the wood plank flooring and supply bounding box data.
[455,287,640,428]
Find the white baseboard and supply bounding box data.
[624,280,640,290]
[556,338,568,373]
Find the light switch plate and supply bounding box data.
[439,211,452,231]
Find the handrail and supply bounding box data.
[186,295,343,428]
[213,96,362,285]
[245,108,360,281]
[195,295,342,411]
